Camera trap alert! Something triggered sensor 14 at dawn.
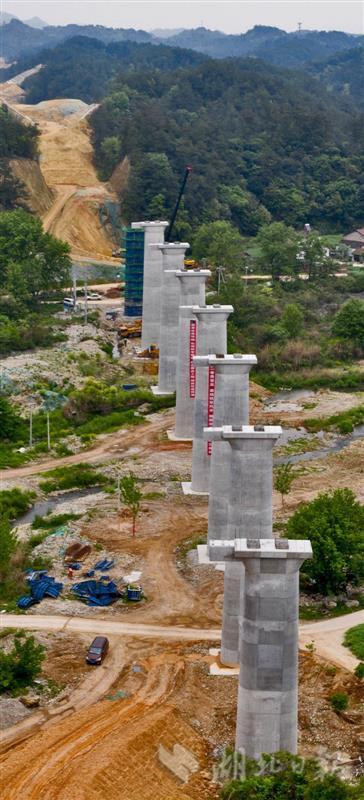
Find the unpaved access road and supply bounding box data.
[2,609,362,671]
[0,413,175,480]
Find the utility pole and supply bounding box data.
[84,281,88,325]
[72,268,77,309]
[46,412,51,451]
[29,406,33,448]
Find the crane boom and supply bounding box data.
[165,166,192,242]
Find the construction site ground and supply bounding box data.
[1,328,363,797]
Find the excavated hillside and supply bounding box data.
[0,89,121,260]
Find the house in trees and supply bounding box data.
[342,227,364,251]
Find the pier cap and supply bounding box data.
[207,354,257,367]
[221,424,282,439]
[208,538,312,562]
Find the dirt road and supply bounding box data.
[2,610,362,670]
[0,413,175,481]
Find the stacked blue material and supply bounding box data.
[94,559,114,571]
[17,573,63,609]
[72,579,121,606]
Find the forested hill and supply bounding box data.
[1,17,362,67]
[89,58,363,235]
[308,47,364,107]
[0,18,152,60]
[163,26,363,65]
[17,38,207,104]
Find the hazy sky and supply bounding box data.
[2,0,362,35]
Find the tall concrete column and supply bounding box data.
[236,539,312,759]
[173,270,211,440]
[131,220,168,347]
[220,425,282,666]
[209,538,312,760]
[188,306,233,494]
[205,355,257,543]
[153,243,189,395]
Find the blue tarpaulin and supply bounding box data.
[17,573,63,609]
[72,579,121,606]
[93,559,114,571]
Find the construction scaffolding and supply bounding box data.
[122,226,145,317]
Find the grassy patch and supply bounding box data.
[176,533,207,563]
[344,624,364,660]
[32,512,81,530]
[257,370,364,392]
[305,404,364,434]
[142,491,165,500]
[40,463,109,493]
[276,436,324,457]
[0,488,35,519]
[77,409,143,436]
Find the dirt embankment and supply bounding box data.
[3,97,120,259]
[8,157,54,216]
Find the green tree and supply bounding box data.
[299,233,331,280]
[282,304,304,338]
[220,751,364,799]
[99,136,121,176]
[274,463,296,506]
[257,222,299,281]
[286,488,364,594]
[0,396,22,441]
[0,161,29,212]
[119,472,142,537]
[0,518,17,581]
[192,221,244,269]
[0,210,70,302]
[332,299,364,347]
[0,632,45,693]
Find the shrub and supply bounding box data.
[0,632,45,694]
[329,692,349,712]
[354,662,364,679]
[286,489,364,594]
[332,298,364,347]
[0,488,34,520]
[344,624,364,660]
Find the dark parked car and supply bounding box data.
[86,636,109,665]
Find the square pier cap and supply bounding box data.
[150,242,190,253]
[193,304,234,316]
[175,269,211,278]
[208,538,312,562]
[131,220,168,229]
[207,354,257,368]
[221,424,282,440]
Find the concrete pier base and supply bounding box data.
[181,482,208,496]
[151,386,173,396]
[166,430,192,442]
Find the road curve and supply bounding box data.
[2,610,363,670]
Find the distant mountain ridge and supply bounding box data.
[1,19,362,67]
